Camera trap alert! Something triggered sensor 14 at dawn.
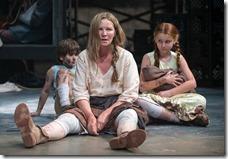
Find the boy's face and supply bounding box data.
[60,53,78,68]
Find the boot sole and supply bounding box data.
[109,129,146,149]
[14,103,36,148]
[126,129,146,148]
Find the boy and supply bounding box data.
[31,38,80,116]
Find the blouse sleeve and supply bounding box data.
[72,51,90,103]
[118,52,139,103]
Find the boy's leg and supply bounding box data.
[57,69,71,107]
[57,83,70,107]
[109,109,146,149]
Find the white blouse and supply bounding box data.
[73,47,139,104]
[147,51,178,71]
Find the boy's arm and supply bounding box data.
[31,68,54,116]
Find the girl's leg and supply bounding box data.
[109,109,146,149]
[136,97,180,123]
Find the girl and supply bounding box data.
[136,22,209,126]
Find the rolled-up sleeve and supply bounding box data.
[73,51,90,103]
[118,53,139,103]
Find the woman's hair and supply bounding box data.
[87,12,126,83]
[57,38,80,63]
[153,22,182,69]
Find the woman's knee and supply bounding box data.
[123,109,137,117]
[116,109,138,124]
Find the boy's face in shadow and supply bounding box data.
[60,53,78,68]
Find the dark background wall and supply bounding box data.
[0,0,224,88]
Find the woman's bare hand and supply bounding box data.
[87,116,99,136]
[97,108,111,132]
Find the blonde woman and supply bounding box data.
[14,12,148,150]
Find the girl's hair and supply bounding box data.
[153,22,182,70]
[87,12,126,83]
[57,38,80,63]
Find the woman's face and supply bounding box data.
[98,19,115,47]
[155,33,175,54]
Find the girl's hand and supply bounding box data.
[164,71,183,86]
